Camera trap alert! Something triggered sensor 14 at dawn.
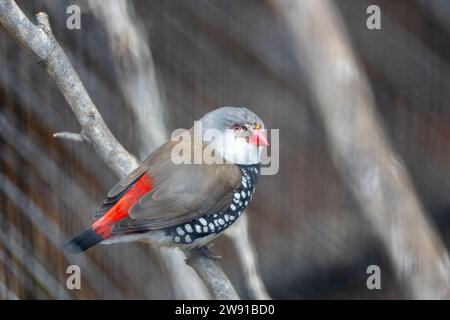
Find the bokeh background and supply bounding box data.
[1,0,450,299]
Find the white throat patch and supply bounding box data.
[207,129,262,165]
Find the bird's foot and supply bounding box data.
[185,244,222,262]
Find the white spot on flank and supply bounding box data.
[185,224,193,233]
[176,227,185,236]
[209,223,215,231]
[230,204,236,211]
[224,214,229,222]
[241,191,246,199]
[242,180,248,188]
[230,215,235,220]
[233,197,239,204]
[234,192,241,199]
[218,218,224,225]
[185,235,192,243]
[195,224,202,233]
[213,214,218,218]
[174,236,180,243]
[203,226,209,233]
[245,201,248,206]
[247,190,251,197]
[214,219,219,227]
[199,218,207,226]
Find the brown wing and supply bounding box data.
[94,138,187,219]
[94,136,242,233]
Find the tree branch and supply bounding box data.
[0,0,239,299]
[274,0,450,299]
[185,250,239,300]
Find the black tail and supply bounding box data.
[64,228,104,254]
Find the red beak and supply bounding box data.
[249,129,269,147]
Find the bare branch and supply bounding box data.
[0,3,137,177]
[0,0,239,299]
[274,0,450,299]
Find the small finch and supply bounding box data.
[65,106,269,253]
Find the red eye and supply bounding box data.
[232,124,243,132]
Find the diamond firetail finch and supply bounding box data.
[65,107,269,253]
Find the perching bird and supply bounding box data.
[65,107,268,253]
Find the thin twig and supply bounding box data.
[53,132,85,142]
[0,0,239,299]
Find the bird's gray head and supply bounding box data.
[200,106,265,133]
[198,106,268,165]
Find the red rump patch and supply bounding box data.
[92,174,152,238]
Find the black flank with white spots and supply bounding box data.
[164,164,260,245]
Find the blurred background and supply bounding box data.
[1,0,450,299]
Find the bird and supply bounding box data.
[64,106,269,253]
